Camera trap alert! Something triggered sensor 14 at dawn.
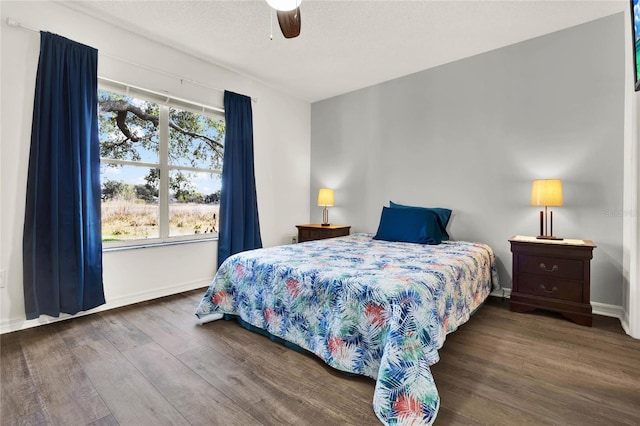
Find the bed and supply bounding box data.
[195,231,499,425]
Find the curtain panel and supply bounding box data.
[23,32,105,319]
[217,91,263,267]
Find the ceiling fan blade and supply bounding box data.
[277,7,301,39]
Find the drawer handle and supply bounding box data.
[539,263,559,273]
[539,284,559,294]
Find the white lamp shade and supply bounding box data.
[266,0,301,11]
[531,179,563,207]
[317,188,334,206]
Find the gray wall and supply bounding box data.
[310,13,625,306]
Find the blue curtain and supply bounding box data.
[23,32,105,320]
[217,91,263,266]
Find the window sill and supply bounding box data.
[103,237,218,252]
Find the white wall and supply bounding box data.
[0,1,311,333]
[311,14,625,310]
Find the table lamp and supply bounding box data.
[531,179,563,240]
[317,188,334,226]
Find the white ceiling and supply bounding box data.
[62,0,627,103]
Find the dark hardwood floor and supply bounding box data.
[2,290,639,425]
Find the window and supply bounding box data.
[98,79,224,246]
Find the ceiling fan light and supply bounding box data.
[266,0,301,12]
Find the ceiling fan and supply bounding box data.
[266,0,302,39]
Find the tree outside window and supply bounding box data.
[99,85,224,245]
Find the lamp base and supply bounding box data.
[321,206,330,226]
[536,235,563,240]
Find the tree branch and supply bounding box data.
[168,120,224,152]
[100,100,159,126]
[100,100,222,153]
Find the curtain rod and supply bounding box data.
[5,17,257,103]
[99,76,225,115]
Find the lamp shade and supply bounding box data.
[317,188,334,207]
[266,0,301,11]
[530,179,563,207]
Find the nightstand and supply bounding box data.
[509,235,596,327]
[296,224,350,243]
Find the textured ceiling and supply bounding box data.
[61,0,627,102]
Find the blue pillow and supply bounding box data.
[373,207,443,245]
[389,201,451,240]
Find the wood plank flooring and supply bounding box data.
[2,290,639,425]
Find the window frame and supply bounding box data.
[98,78,224,249]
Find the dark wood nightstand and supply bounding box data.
[296,224,350,243]
[509,235,596,327]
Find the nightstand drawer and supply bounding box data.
[296,224,350,243]
[518,254,583,280]
[300,229,333,240]
[518,274,583,303]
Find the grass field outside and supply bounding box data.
[102,199,219,241]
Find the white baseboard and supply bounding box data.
[490,287,511,298]
[0,278,211,334]
[591,301,625,319]
[488,287,626,321]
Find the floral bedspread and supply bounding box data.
[195,233,499,425]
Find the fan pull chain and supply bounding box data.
[270,8,273,40]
